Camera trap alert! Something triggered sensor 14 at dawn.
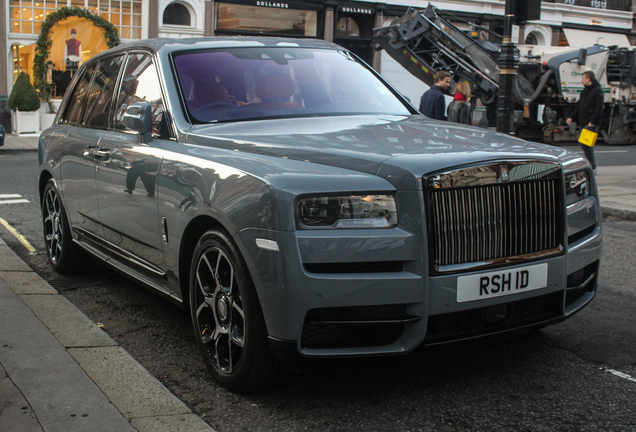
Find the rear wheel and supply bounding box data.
[42,179,85,274]
[189,229,285,391]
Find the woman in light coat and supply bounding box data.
[447,81,472,125]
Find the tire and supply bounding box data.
[189,229,286,392]
[41,179,85,274]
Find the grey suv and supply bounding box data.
[38,37,602,391]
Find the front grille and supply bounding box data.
[301,305,409,349]
[302,322,404,349]
[568,225,595,245]
[304,261,403,274]
[424,292,563,344]
[565,261,598,307]
[429,179,562,269]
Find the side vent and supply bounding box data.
[161,216,168,244]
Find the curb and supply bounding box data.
[601,206,636,221]
[0,237,215,432]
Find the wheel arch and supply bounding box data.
[179,215,222,311]
[178,214,269,328]
[38,170,54,206]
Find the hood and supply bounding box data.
[187,115,569,185]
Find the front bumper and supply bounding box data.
[236,203,601,360]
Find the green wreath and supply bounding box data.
[33,6,120,101]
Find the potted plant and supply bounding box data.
[9,72,41,134]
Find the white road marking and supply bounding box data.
[0,199,30,204]
[572,150,629,154]
[605,368,636,383]
[594,150,629,153]
[0,194,30,204]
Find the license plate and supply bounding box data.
[457,263,548,303]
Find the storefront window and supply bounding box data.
[10,18,114,98]
[9,0,142,39]
[48,18,114,96]
[11,43,35,84]
[216,3,318,37]
[336,17,360,37]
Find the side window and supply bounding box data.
[61,63,96,124]
[114,53,167,137]
[82,55,125,128]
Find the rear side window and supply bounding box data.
[82,55,125,128]
[114,53,166,137]
[61,63,97,124]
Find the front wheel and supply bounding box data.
[41,179,85,274]
[189,229,285,391]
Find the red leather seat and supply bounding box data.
[253,75,302,109]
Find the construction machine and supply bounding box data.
[373,3,636,145]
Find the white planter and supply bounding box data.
[41,112,57,130]
[40,100,60,131]
[12,110,40,134]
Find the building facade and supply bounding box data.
[2,0,634,117]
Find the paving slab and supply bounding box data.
[0,279,136,432]
[131,413,216,432]
[0,134,39,151]
[0,243,31,271]
[0,362,44,432]
[20,294,118,348]
[0,271,58,295]
[68,346,193,419]
[597,186,636,197]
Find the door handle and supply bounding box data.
[83,146,111,160]
[90,148,111,159]
[83,144,98,157]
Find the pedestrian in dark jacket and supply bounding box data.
[420,71,451,120]
[447,81,472,125]
[567,70,604,171]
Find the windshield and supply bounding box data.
[173,47,411,123]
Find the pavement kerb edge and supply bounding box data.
[0,240,215,432]
[601,206,636,221]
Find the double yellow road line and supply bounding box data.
[0,217,37,253]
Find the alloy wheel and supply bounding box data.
[43,187,63,264]
[194,246,245,375]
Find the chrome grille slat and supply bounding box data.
[430,179,560,269]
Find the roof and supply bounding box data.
[94,36,346,59]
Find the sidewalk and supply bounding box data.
[0,237,215,431]
[1,136,214,431]
[1,133,635,432]
[0,133,41,151]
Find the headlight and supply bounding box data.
[298,195,398,228]
[565,171,589,206]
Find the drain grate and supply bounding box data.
[46,277,103,291]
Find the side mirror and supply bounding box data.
[122,102,153,142]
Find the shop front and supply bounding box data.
[333,3,379,66]
[211,0,385,67]
[5,0,144,106]
[214,0,323,38]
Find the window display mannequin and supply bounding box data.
[64,28,81,76]
[46,60,64,97]
[46,60,55,84]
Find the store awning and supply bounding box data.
[563,28,631,48]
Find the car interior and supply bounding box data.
[173,47,411,123]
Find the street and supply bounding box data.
[1,147,635,431]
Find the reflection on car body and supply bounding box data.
[38,37,601,392]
